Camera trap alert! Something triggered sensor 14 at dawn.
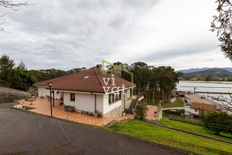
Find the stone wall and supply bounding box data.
[0,87,31,103]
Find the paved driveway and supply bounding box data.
[0,103,187,155]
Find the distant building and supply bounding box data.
[185,102,217,116]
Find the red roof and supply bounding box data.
[34,67,134,93]
[191,102,217,111]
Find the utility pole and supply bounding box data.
[48,82,53,117]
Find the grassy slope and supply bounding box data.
[108,120,232,155]
[162,99,184,108]
[160,118,232,143]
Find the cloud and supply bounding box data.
[0,0,231,70]
[139,41,218,62]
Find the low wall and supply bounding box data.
[164,113,204,126]
[0,87,31,103]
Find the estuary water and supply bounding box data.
[177,81,232,93]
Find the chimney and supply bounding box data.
[95,64,102,73]
[113,61,123,77]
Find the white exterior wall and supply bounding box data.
[102,94,122,115]
[63,92,104,114]
[38,87,49,97]
[38,87,61,99]
[184,106,200,115]
[102,89,133,115]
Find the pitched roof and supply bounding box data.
[191,102,217,111]
[34,67,134,93]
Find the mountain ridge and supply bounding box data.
[178,67,232,74]
[186,68,232,76]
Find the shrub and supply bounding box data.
[164,109,185,116]
[135,103,148,120]
[203,112,232,135]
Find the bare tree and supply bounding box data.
[0,0,27,31]
[0,0,27,9]
[211,0,232,60]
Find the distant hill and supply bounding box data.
[178,67,232,74]
[222,67,232,72]
[178,68,210,74]
[186,68,232,76]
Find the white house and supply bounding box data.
[34,65,137,117]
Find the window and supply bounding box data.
[109,92,121,104]
[70,93,75,101]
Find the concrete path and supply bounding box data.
[0,103,187,155]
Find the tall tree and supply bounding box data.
[129,62,179,102]
[211,0,232,59]
[11,66,36,91]
[0,54,14,86]
[152,66,179,100]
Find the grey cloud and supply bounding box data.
[0,0,227,70]
[138,41,217,62]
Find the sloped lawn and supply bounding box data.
[108,120,232,155]
[160,118,232,143]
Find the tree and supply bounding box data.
[130,62,153,92]
[204,112,232,135]
[0,54,37,90]
[135,102,148,120]
[11,67,36,90]
[0,54,14,86]
[152,66,179,101]
[129,62,179,103]
[211,0,232,60]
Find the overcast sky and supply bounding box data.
[0,0,232,70]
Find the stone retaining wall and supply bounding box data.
[0,87,31,103]
[104,100,132,117]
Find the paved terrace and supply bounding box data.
[16,98,134,126]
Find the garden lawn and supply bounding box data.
[108,120,232,155]
[160,118,232,143]
[162,99,184,108]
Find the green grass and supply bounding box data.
[162,99,184,108]
[160,118,232,143]
[108,120,232,155]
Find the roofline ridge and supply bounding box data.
[93,67,105,92]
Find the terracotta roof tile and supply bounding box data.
[191,102,217,111]
[34,67,134,93]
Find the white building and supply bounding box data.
[34,65,137,117]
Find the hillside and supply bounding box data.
[179,67,232,74]
[178,68,209,74]
[187,68,232,76]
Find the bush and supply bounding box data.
[203,112,232,135]
[135,103,148,120]
[164,109,185,116]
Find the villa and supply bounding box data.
[34,63,139,117]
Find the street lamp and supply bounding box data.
[48,82,53,117]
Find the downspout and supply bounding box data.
[52,91,55,107]
[94,94,97,113]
